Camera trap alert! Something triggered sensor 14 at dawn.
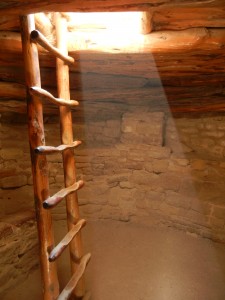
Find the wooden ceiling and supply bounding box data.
[0,0,225,117]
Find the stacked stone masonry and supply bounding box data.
[1,112,225,243]
[0,211,38,297]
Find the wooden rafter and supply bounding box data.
[0,0,224,16]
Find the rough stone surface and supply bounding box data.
[1,112,225,244]
[0,211,38,297]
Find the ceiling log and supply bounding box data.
[152,6,225,30]
[0,0,224,15]
[1,28,225,57]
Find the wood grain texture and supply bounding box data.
[49,219,86,262]
[43,180,84,209]
[19,14,59,300]
[31,29,74,64]
[2,27,225,55]
[57,253,91,300]
[1,43,224,116]
[0,0,224,15]
[29,86,79,106]
[54,12,86,298]
[35,141,82,154]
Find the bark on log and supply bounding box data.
[1,28,225,56]
[1,22,225,115]
[67,27,225,53]
[54,12,86,298]
[34,13,55,45]
[0,16,19,30]
[20,14,59,299]
[0,0,224,15]
[152,6,225,30]
[1,82,225,116]
[141,11,152,34]
[0,82,26,99]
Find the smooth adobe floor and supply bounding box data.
[3,220,225,300]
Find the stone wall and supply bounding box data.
[0,211,39,297]
[1,112,225,242]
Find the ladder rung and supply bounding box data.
[35,141,82,155]
[30,29,74,64]
[49,219,86,262]
[43,180,84,209]
[57,253,91,300]
[30,86,79,107]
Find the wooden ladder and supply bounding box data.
[20,13,90,300]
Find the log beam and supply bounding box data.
[1,28,225,57]
[0,0,224,16]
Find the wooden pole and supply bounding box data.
[141,11,153,34]
[20,15,59,300]
[54,12,85,298]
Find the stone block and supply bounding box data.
[146,189,164,203]
[131,170,158,187]
[184,210,209,227]
[168,161,190,174]
[127,149,145,162]
[108,186,133,204]
[100,206,121,220]
[190,199,212,215]
[2,186,34,215]
[79,181,109,205]
[134,189,147,209]
[119,181,133,189]
[152,159,168,173]
[107,173,130,184]
[191,160,206,170]
[158,173,180,192]
[103,126,120,138]
[124,161,143,170]
[0,148,24,160]
[159,202,179,216]
[212,206,225,219]
[0,175,27,188]
[209,216,225,229]
[165,191,191,209]
[121,112,164,146]
[0,211,38,297]
[81,204,102,214]
[146,146,171,159]
[145,162,153,173]
[104,119,121,138]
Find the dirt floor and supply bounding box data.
[3,220,225,300]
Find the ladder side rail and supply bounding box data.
[54,12,85,298]
[20,14,59,300]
